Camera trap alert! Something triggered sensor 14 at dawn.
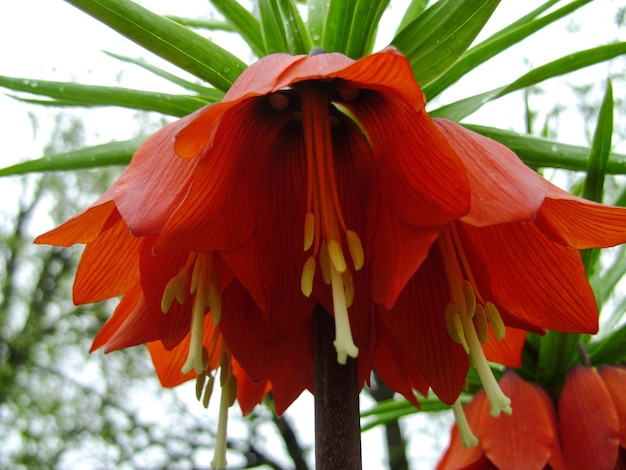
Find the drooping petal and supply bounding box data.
[73,209,141,304]
[91,283,159,353]
[380,244,468,404]
[435,119,548,226]
[147,337,197,388]
[535,182,626,249]
[559,366,620,470]
[479,372,557,470]
[599,365,626,446]
[34,200,116,246]
[482,326,526,368]
[459,222,598,334]
[158,99,292,253]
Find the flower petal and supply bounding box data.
[459,222,598,334]
[559,366,620,470]
[73,209,141,304]
[535,182,626,249]
[435,119,548,226]
[480,372,557,470]
[599,365,626,446]
[482,326,526,368]
[380,244,468,404]
[91,283,159,353]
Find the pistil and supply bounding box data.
[299,86,363,363]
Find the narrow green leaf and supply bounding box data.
[396,0,429,34]
[463,124,626,174]
[103,51,225,99]
[278,0,312,54]
[307,0,328,46]
[166,16,235,32]
[423,0,592,100]
[65,0,246,91]
[321,0,358,53]
[391,0,500,86]
[210,0,266,57]
[588,321,626,365]
[433,42,626,121]
[0,76,209,116]
[259,0,289,53]
[344,0,390,58]
[582,79,614,271]
[0,139,141,177]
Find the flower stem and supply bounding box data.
[313,305,362,470]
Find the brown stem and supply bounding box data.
[313,305,362,470]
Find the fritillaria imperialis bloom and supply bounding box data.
[35,47,626,457]
[438,367,626,470]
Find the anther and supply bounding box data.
[268,93,289,111]
[304,212,315,251]
[485,302,505,340]
[339,88,360,102]
[474,304,489,344]
[301,256,316,297]
[327,239,347,273]
[346,230,364,270]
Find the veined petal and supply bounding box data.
[435,119,548,226]
[345,92,470,228]
[34,200,116,246]
[158,99,292,252]
[73,210,141,304]
[559,366,620,469]
[380,245,468,404]
[480,372,557,470]
[90,283,159,353]
[599,366,626,446]
[535,182,626,249]
[482,326,526,368]
[459,222,598,334]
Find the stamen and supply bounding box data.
[304,212,315,251]
[485,302,505,340]
[346,230,364,270]
[182,256,210,375]
[330,263,358,364]
[328,239,347,273]
[451,398,479,448]
[209,283,222,324]
[444,303,469,354]
[319,242,331,285]
[211,354,236,470]
[301,256,316,297]
[342,269,354,308]
[474,304,489,344]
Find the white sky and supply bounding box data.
[0,1,624,469]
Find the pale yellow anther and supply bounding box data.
[343,269,354,308]
[474,304,489,344]
[462,281,476,319]
[161,276,181,313]
[301,256,316,297]
[203,374,215,409]
[327,239,347,273]
[451,398,479,449]
[319,243,331,285]
[209,283,222,324]
[346,230,364,271]
[190,255,203,294]
[444,303,469,354]
[304,212,315,251]
[182,292,206,375]
[485,302,505,340]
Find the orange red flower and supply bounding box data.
[438,367,626,470]
[36,48,626,421]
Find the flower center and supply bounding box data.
[161,251,222,375]
[298,86,364,364]
[438,225,512,419]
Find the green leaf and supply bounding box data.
[581,79,613,271]
[423,0,592,100]
[433,42,626,121]
[278,0,313,55]
[344,0,390,58]
[307,0,329,46]
[463,124,626,174]
[65,0,246,91]
[0,139,141,177]
[259,0,289,53]
[396,0,429,34]
[391,0,500,86]
[588,321,626,365]
[0,76,209,116]
[165,16,236,32]
[321,0,358,53]
[210,0,266,57]
[103,51,225,99]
